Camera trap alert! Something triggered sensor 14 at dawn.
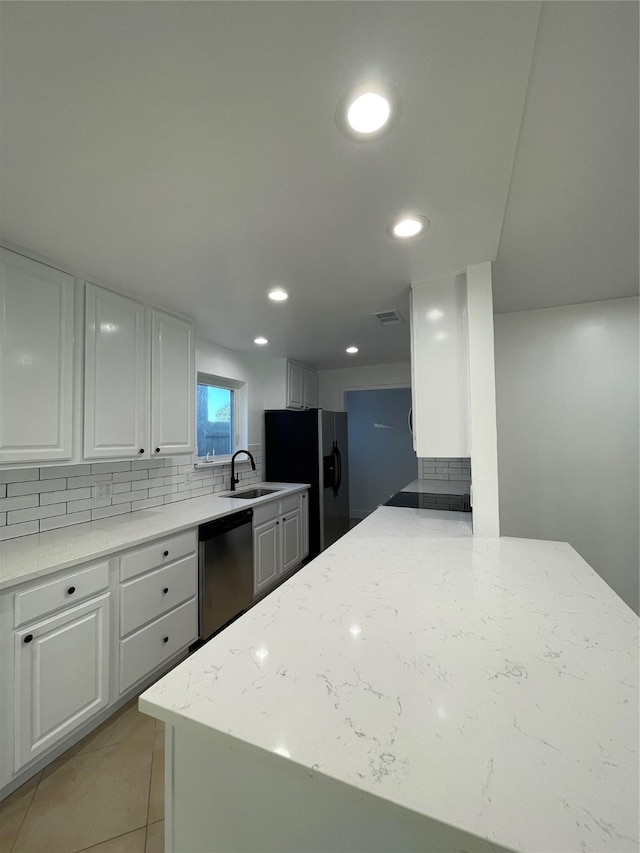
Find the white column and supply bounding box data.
[466,262,500,536]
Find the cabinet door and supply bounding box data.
[410,280,470,457]
[253,520,279,596]
[14,593,110,771]
[286,362,304,409]
[300,492,309,559]
[84,284,149,458]
[280,510,301,574]
[151,309,195,456]
[0,249,74,464]
[303,369,318,409]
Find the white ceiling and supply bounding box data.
[1,2,637,370]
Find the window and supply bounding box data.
[196,372,248,459]
[197,383,234,457]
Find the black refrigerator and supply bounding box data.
[265,409,349,559]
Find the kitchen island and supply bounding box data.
[139,505,639,853]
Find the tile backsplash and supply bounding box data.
[0,445,263,541]
[418,457,471,482]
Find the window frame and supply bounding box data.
[196,372,247,462]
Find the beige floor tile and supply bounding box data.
[145,821,164,853]
[73,699,156,757]
[12,733,154,853]
[78,827,147,853]
[147,731,164,825]
[0,771,42,853]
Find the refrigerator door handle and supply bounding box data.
[334,443,342,496]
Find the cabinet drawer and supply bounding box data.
[252,499,279,527]
[119,597,197,694]
[14,561,110,628]
[120,529,196,581]
[279,494,300,515]
[120,553,197,637]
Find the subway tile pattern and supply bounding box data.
[0,445,263,541]
[418,457,471,482]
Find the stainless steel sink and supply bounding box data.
[223,488,280,499]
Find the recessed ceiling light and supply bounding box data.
[347,93,390,134]
[388,214,430,240]
[336,82,401,142]
[268,288,289,302]
[346,346,359,354]
[254,337,268,345]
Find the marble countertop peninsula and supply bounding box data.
[140,505,639,853]
[0,482,308,590]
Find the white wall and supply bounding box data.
[196,339,286,448]
[318,363,411,411]
[494,297,639,613]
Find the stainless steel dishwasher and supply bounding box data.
[198,508,254,642]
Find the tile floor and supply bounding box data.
[0,698,164,853]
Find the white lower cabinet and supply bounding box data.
[253,491,307,597]
[254,520,279,593]
[118,530,198,694]
[1,529,199,797]
[281,510,301,574]
[14,592,110,771]
[300,491,309,559]
[119,598,197,694]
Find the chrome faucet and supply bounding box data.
[230,449,256,491]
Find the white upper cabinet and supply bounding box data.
[286,360,318,410]
[286,361,304,409]
[410,275,471,458]
[151,309,195,456]
[0,249,74,464]
[84,284,195,459]
[84,284,149,458]
[303,367,318,409]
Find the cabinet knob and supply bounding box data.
[163,587,169,594]
[24,634,33,644]
[276,520,279,525]
[67,586,76,595]
[163,636,169,644]
[163,550,169,557]
[139,448,145,454]
[155,447,160,454]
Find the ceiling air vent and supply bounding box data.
[372,309,404,327]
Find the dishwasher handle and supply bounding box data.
[199,508,253,541]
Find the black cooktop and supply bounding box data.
[384,490,471,512]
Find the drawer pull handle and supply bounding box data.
[163,587,169,594]
[163,550,169,557]
[67,586,76,595]
[155,447,160,454]
[139,448,145,454]
[163,636,169,644]
[24,634,33,644]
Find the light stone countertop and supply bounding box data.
[140,505,639,853]
[0,482,309,590]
